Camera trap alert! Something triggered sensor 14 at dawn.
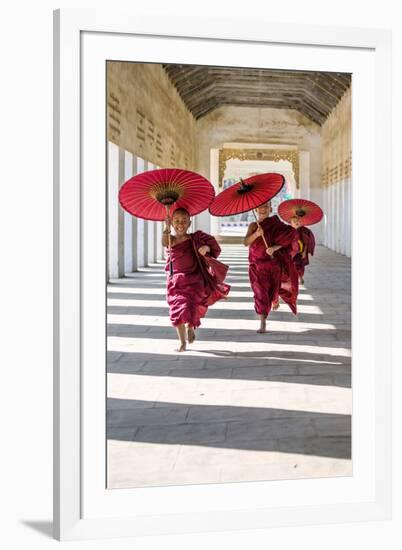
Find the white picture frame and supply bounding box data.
[53,8,392,541]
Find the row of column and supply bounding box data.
[108,142,351,277]
[108,142,165,280]
[322,177,351,257]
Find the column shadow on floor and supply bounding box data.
[107,398,351,460]
[107,246,352,467]
[107,350,351,387]
[107,323,350,347]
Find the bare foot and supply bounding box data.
[176,342,186,352]
[187,327,196,343]
[272,301,280,310]
[257,322,267,333]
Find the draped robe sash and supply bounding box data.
[165,230,230,327]
[248,215,299,316]
[293,226,316,279]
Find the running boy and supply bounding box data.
[163,208,230,351]
[289,215,316,284]
[244,201,299,333]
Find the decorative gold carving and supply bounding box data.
[107,92,121,140]
[218,148,300,188]
[136,110,145,142]
[146,120,155,144]
[170,144,176,167]
[156,132,163,162]
[322,154,352,187]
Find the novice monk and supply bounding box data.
[162,208,230,351]
[244,201,299,333]
[289,215,316,284]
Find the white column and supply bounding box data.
[193,152,215,235]
[153,221,159,261]
[154,164,163,261]
[146,162,155,264]
[155,221,163,261]
[335,180,341,253]
[322,186,328,247]
[327,184,332,250]
[330,184,336,251]
[131,156,139,271]
[326,186,331,249]
[136,157,146,267]
[309,185,324,245]
[340,179,346,255]
[299,151,310,200]
[345,177,352,257]
[332,182,337,252]
[321,176,352,256]
[107,142,119,279]
[147,221,155,263]
[107,142,125,279]
[137,219,145,267]
[117,149,125,276]
[209,148,220,237]
[142,160,149,266]
[124,151,134,274]
[348,177,352,257]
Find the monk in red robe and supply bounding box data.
[163,208,230,351]
[289,215,316,284]
[244,201,299,333]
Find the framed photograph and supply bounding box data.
[53,8,392,541]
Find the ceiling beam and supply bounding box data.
[162,64,351,124]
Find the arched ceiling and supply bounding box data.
[162,64,351,125]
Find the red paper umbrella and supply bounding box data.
[119,168,215,221]
[209,173,285,217]
[278,199,323,226]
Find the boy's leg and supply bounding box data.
[175,324,187,352]
[299,265,305,284]
[257,314,267,333]
[187,324,196,343]
[251,269,270,332]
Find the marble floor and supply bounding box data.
[107,244,352,488]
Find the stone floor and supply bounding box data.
[107,245,352,488]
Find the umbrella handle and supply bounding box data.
[253,209,270,250]
[165,206,174,276]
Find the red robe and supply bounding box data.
[293,226,316,279]
[165,230,230,327]
[248,215,299,316]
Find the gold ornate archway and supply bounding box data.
[219,148,300,189]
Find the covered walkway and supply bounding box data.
[107,244,351,488]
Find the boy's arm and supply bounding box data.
[265,244,283,256]
[194,231,220,257]
[267,223,298,256]
[162,217,175,247]
[198,244,211,256]
[162,229,170,247]
[244,222,263,246]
